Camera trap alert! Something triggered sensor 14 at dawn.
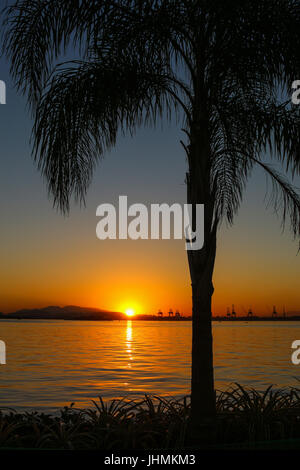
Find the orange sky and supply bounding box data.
[1,196,299,315]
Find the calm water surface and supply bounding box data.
[0,320,300,411]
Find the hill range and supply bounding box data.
[0,305,126,321]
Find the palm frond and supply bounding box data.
[1,0,187,107]
[33,57,176,212]
[251,159,300,238]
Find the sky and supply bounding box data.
[0,51,300,316]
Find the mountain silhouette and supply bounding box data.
[0,305,125,321]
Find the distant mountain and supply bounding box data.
[0,305,126,321]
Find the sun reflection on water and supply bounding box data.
[126,320,133,364]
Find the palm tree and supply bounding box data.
[2,0,300,434]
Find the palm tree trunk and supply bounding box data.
[189,230,216,422]
[186,119,217,438]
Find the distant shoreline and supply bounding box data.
[1,305,300,322]
[1,315,300,322]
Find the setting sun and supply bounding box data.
[125,308,135,317]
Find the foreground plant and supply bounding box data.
[1,386,300,449]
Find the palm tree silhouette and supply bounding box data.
[2,1,300,434]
